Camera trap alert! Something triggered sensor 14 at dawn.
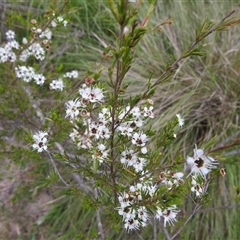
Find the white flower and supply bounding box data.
[160,171,184,190]
[131,118,144,128]
[172,172,184,186]
[124,217,140,231]
[19,49,29,62]
[156,205,179,227]
[118,192,132,208]
[123,26,129,33]
[54,16,67,26]
[57,16,64,22]
[36,28,42,34]
[29,43,45,60]
[146,184,157,197]
[186,145,218,179]
[69,128,80,142]
[133,157,146,172]
[51,20,57,27]
[191,176,204,197]
[176,113,184,127]
[88,121,110,140]
[65,99,81,120]
[33,73,46,85]
[88,121,100,139]
[22,38,28,44]
[143,106,154,118]
[63,20,68,27]
[64,70,79,79]
[79,86,104,103]
[69,128,92,149]
[129,185,136,192]
[117,123,134,137]
[92,144,109,163]
[132,132,148,147]
[0,38,18,63]
[141,147,147,154]
[39,28,52,40]
[6,30,15,40]
[98,124,110,139]
[120,149,146,172]
[32,131,48,152]
[120,149,137,167]
[138,206,149,223]
[130,106,141,118]
[0,47,7,63]
[98,108,111,123]
[50,79,64,91]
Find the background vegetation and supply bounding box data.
[0,0,240,239]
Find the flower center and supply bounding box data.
[126,154,132,160]
[195,158,204,168]
[128,219,134,225]
[164,210,171,216]
[136,138,143,145]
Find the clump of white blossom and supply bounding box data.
[32,131,48,152]
[62,78,186,231]
[0,30,19,63]
[15,65,46,85]
[62,78,218,230]
[20,42,46,61]
[0,26,79,91]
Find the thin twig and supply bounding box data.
[162,225,171,240]
[169,178,211,240]
[23,86,45,124]
[153,218,157,240]
[197,204,240,213]
[223,149,240,156]
[54,142,92,194]
[209,130,240,153]
[209,138,240,153]
[170,203,201,240]
[94,188,105,240]
[136,232,145,240]
[72,173,93,194]
[215,130,240,147]
[46,151,69,187]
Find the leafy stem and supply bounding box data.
[143,10,239,96]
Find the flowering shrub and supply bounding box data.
[1,0,240,239]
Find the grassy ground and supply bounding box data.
[0,0,240,239]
